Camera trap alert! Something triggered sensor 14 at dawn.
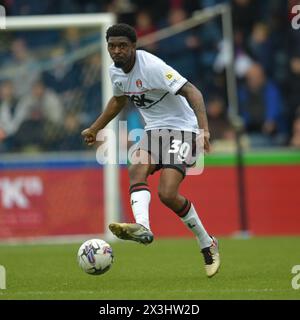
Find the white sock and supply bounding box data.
[130,190,151,230]
[180,203,212,249]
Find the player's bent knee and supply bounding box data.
[158,190,177,207]
[128,164,149,184]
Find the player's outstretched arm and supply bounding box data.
[177,82,211,153]
[81,95,127,146]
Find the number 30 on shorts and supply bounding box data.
[168,139,190,161]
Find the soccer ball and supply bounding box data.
[77,239,114,275]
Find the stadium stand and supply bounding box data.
[0,0,297,152]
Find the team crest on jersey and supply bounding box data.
[136,79,143,88]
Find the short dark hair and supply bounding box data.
[106,23,137,43]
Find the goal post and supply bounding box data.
[5,13,119,241]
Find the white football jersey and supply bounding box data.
[109,50,199,132]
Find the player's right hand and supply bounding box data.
[81,128,97,146]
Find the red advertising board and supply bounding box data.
[0,164,300,240]
[0,169,104,239]
[121,165,300,236]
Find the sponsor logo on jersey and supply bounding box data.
[165,71,180,80]
[128,94,154,108]
[136,79,143,88]
[169,79,179,88]
[165,72,174,80]
[165,71,181,88]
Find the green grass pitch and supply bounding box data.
[0,237,299,300]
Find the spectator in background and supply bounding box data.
[135,11,157,37]
[43,47,82,110]
[206,95,239,152]
[24,80,64,125]
[214,29,253,80]
[72,0,106,13]
[62,27,101,50]
[196,18,222,88]
[62,27,82,52]
[5,1,59,47]
[105,0,135,23]
[14,80,64,151]
[290,111,300,148]
[7,0,54,15]
[287,55,300,136]
[135,10,158,53]
[80,53,102,126]
[206,95,235,142]
[3,39,40,98]
[59,112,85,151]
[168,0,200,17]
[248,23,273,76]
[159,8,200,83]
[232,0,261,38]
[1,0,107,15]
[234,31,254,79]
[131,0,200,25]
[199,0,227,9]
[0,0,293,153]
[0,80,30,151]
[131,0,162,24]
[239,63,286,147]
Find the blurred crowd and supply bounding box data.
[0,0,300,153]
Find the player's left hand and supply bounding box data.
[81,127,97,146]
